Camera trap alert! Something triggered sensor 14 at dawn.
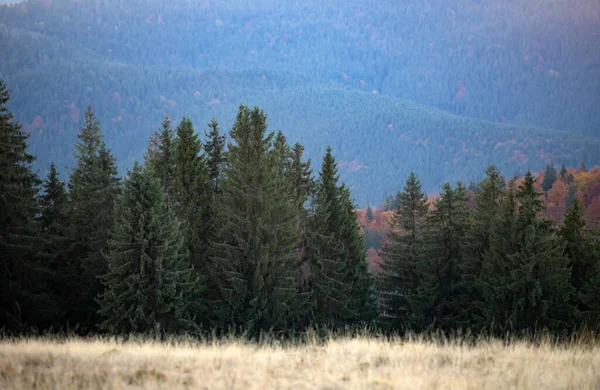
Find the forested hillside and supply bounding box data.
[1,0,600,205]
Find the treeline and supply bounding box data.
[1,79,599,338]
[1,80,375,336]
[375,168,600,334]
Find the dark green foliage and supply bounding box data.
[339,186,378,324]
[67,107,121,331]
[459,165,505,329]
[305,147,354,328]
[382,194,396,211]
[1,74,598,336]
[97,163,200,335]
[0,80,47,332]
[38,162,71,327]
[144,116,176,212]
[39,163,68,232]
[209,105,304,334]
[479,172,573,333]
[172,117,209,275]
[413,182,471,331]
[377,172,429,331]
[542,165,558,192]
[204,118,226,197]
[560,164,568,179]
[558,199,600,324]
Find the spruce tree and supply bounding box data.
[559,199,600,322]
[413,182,471,331]
[38,162,71,327]
[479,172,573,333]
[377,172,429,331]
[173,117,209,274]
[204,118,226,197]
[0,80,47,331]
[287,141,314,327]
[560,164,568,179]
[459,165,504,329]
[542,165,558,192]
[209,105,303,334]
[68,107,120,331]
[98,163,200,335]
[200,118,226,318]
[305,146,353,328]
[144,116,176,212]
[273,131,292,175]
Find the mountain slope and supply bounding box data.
[1,0,599,205]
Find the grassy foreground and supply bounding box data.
[1,336,599,389]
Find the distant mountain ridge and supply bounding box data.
[1,0,599,205]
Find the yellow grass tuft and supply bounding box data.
[0,336,599,389]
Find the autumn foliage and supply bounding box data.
[358,166,600,272]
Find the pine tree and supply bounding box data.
[144,116,176,212]
[68,107,120,331]
[377,172,429,331]
[559,199,600,324]
[413,182,471,331]
[479,172,573,333]
[98,163,200,335]
[542,165,558,192]
[0,80,47,332]
[209,106,303,334]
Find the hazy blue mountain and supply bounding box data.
[1,0,599,204]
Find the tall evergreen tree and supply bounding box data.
[558,199,600,323]
[413,182,471,331]
[209,105,303,334]
[377,172,429,331]
[172,117,209,274]
[68,107,120,331]
[459,165,504,329]
[305,146,353,328]
[144,116,176,212]
[0,80,47,332]
[38,162,71,327]
[479,171,573,333]
[98,163,200,335]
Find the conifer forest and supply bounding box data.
[1,78,599,338]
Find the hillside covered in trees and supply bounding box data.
[1,0,600,205]
[2,80,600,337]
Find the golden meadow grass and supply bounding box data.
[1,335,599,389]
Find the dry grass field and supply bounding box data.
[1,335,599,389]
